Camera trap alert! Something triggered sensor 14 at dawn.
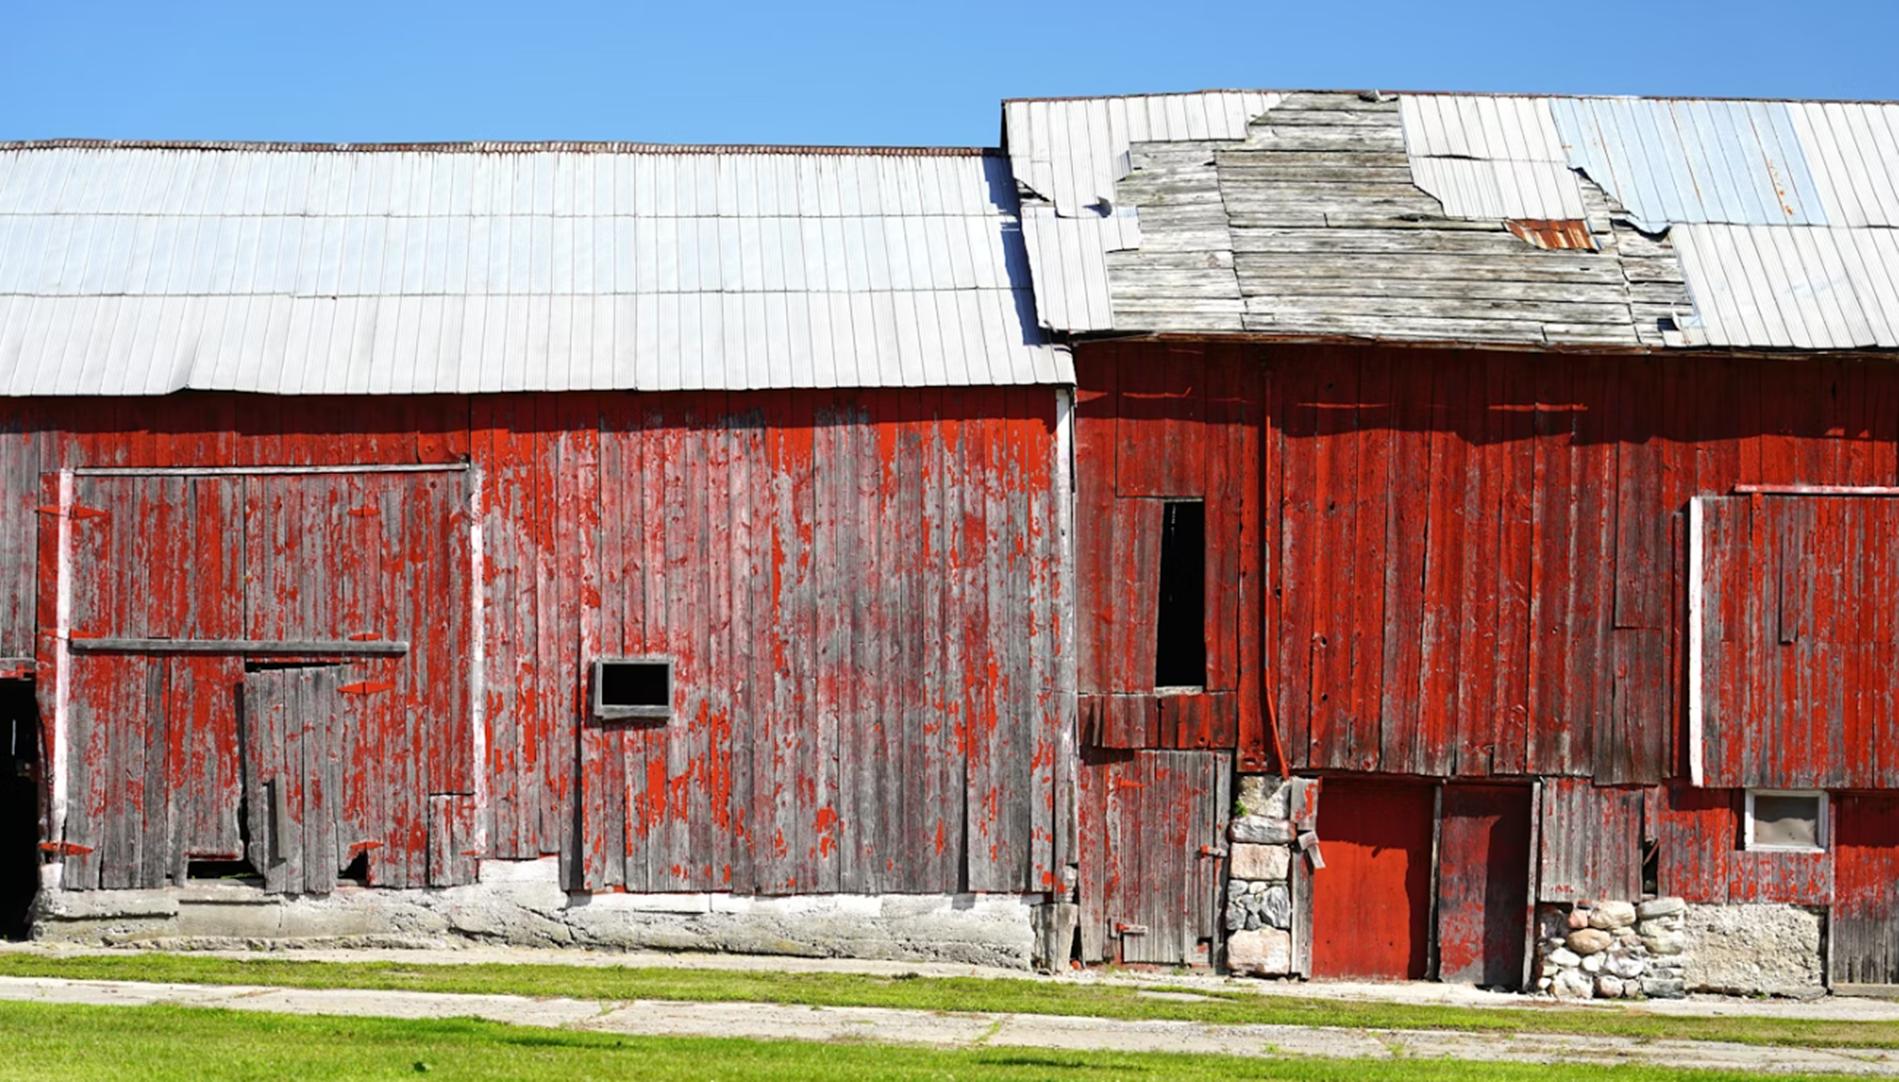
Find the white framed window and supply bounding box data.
[1743,790,1828,852]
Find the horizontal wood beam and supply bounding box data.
[1731,484,1899,496]
[73,464,467,477]
[68,638,409,656]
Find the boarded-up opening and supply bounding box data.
[1436,783,1532,988]
[1155,501,1207,689]
[1311,777,1434,979]
[1834,793,1899,985]
[0,682,37,939]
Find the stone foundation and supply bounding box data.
[29,859,1041,970]
[1535,897,1689,999]
[1223,774,1301,976]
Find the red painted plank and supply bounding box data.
[1437,783,1532,988]
[1311,778,1434,979]
[1116,351,1206,498]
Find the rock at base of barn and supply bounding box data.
[1535,899,1686,1000]
[1226,928,1292,976]
[28,859,1042,970]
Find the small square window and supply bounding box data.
[1744,790,1828,852]
[593,657,672,720]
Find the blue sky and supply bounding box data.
[5,1,1896,146]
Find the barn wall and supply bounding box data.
[1078,341,1899,785]
[8,389,1067,897]
[1698,495,1899,789]
[1073,344,1267,764]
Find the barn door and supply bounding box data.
[47,467,475,892]
[242,666,345,895]
[1833,793,1899,986]
[1310,777,1434,979]
[1078,749,1230,965]
[1436,783,1532,988]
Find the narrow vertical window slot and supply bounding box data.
[1154,500,1206,690]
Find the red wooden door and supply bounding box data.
[1436,783,1532,987]
[1311,777,1434,979]
[1834,793,1899,985]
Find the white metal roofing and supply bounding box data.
[1004,92,1281,217]
[1673,225,1899,349]
[1004,92,1280,333]
[0,143,1070,395]
[1005,88,1899,351]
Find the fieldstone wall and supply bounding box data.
[1534,898,1689,999]
[1223,774,1299,977]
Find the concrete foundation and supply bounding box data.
[1683,903,1827,998]
[29,859,1043,970]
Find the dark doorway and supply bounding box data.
[1436,783,1533,988]
[1311,777,1434,979]
[0,682,40,939]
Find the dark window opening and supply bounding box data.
[594,658,673,720]
[186,859,260,882]
[0,683,39,940]
[1154,500,1207,690]
[1641,839,1659,897]
[339,850,369,884]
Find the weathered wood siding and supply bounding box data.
[1698,495,1899,789]
[1074,345,1267,763]
[51,469,472,891]
[1078,341,1899,785]
[1835,792,1899,984]
[1652,784,1835,904]
[1536,779,1643,902]
[1076,748,1228,964]
[12,389,1066,896]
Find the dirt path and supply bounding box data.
[0,974,1894,1075]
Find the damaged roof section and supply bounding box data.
[1004,88,1899,351]
[0,143,1069,395]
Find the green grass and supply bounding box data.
[0,1000,1864,1082]
[3,952,1897,1051]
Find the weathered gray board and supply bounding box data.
[1096,91,1694,346]
[243,666,345,895]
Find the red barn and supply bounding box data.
[5,88,1899,998]
[1006,89,1899,994]
[0,140,1075,967]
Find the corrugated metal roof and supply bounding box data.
[1003,92,1277,332]
[1004,92,1280,217]
[1407,158,1587,220]
[1673,224,1899,349]
[0,144,1069,395]
[1786,102,1899,228]
[1547,97,1829,229]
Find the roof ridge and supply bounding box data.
[1002,88,1899,107]
[0,139,1001,157]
